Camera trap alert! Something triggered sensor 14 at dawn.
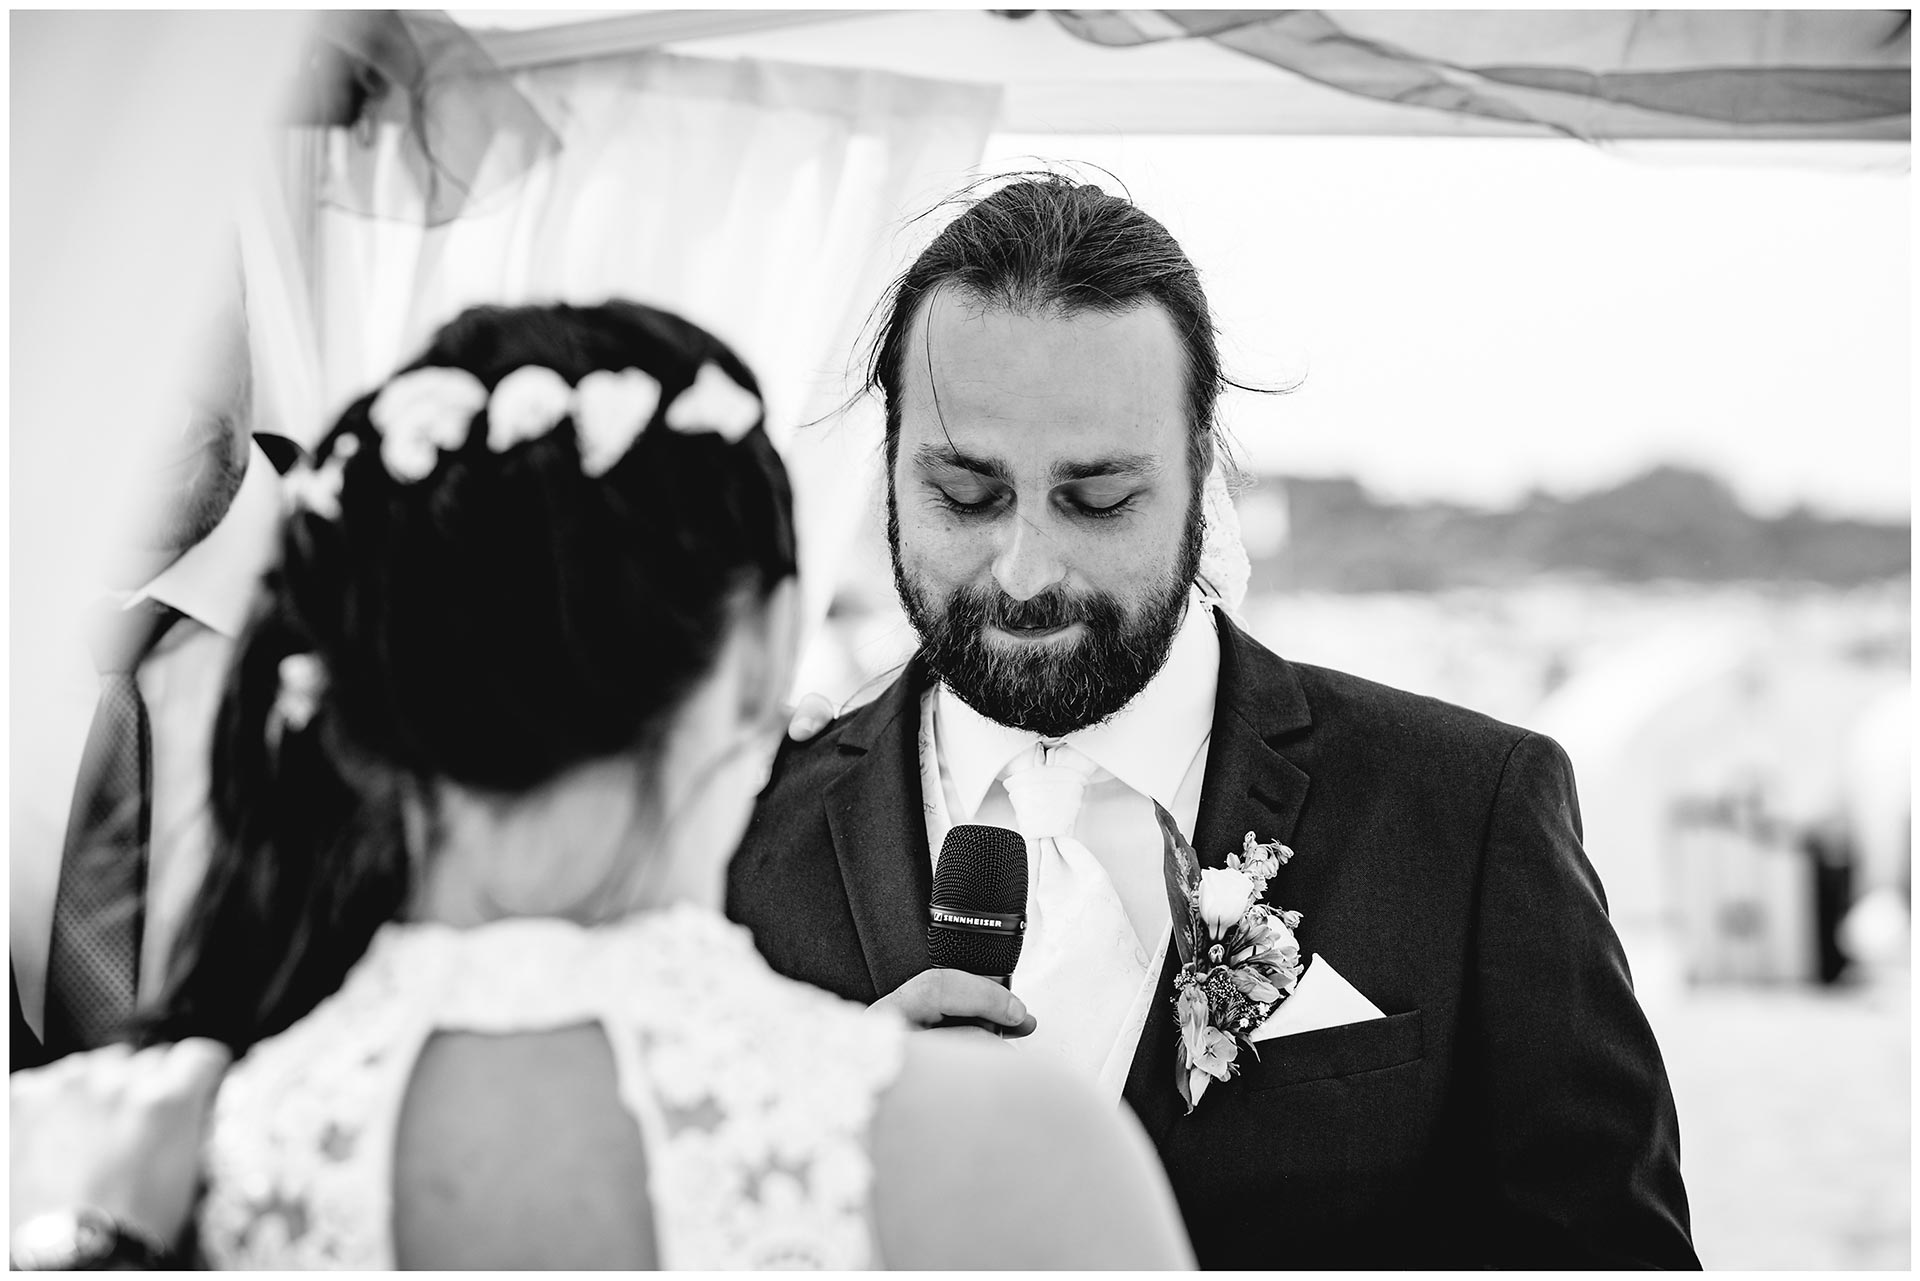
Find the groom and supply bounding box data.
[728,176,1698,1269]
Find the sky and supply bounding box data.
[976,134,1911,521]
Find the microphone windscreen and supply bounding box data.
[928,824,1029,977]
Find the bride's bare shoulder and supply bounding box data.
[868,1030,1194,1270]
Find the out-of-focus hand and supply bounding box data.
[785,691,838,743]
[872,969,1037,1038]
[9,1039,232,1247]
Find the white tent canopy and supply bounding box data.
[453,8,1911,140]
[21,11,1902,705]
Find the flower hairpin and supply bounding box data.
[370,367,489,482]
[266,652,327,754]
[574,368,662,476]
[486,366,575,453]
[362,360,759,489]
[284,436,360,521]
[665,362,762,443]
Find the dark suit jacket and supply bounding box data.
[728,615,1698,1269]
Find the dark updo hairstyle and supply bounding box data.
[143,300,796,1052]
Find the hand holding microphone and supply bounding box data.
[871,824,1036,1038]
[872,970,1033,1038]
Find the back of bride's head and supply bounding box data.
[148,300,797,1050]
[282,301,792,787]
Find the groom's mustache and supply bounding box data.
[962,585,1114,634]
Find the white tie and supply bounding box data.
[1002,741,1153,1086]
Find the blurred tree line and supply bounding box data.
[1253,465,1910,593]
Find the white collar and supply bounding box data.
[126,440,283,638]
[934,591,1220,820]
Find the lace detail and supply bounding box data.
[198,904,906,1269]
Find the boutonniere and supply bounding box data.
[1155,803,1302,1113]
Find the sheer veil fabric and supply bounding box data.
[248,51,1002,642]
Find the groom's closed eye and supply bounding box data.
[929,478,1008,515]
[1057,482,1139,519]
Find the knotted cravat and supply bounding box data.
[43,600,182,1054]
[1002,740,1156,1088]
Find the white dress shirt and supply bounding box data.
[918,592,1221,1095]
[10,441,283,1034]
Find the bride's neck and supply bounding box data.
[406,754,678,928]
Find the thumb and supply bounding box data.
[923,970,1037,1037]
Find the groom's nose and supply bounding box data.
[991,514,1068,603]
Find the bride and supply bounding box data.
[117,299,1191,1269]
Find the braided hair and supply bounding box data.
[143,300,796,1051]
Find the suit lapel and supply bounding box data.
[824,661,938,1000]
[1123,613,1313,1143]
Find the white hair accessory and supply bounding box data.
[366,360,742,487]
[664,362,761,443]
[573,368,662,477]
[284,458,345,521]
[267,652,327,754]
[370,367,488,482]
[1195,463,1250,616]
[283,435,361,521]
[486,365,574,452]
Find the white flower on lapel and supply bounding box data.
[487,365,574,452]
[573,367,661,477]
[1196,868,1257,938]
[665,362,761,442]
[1156,806,1306,1114]
[370,366,488,482]
[1230,830,1294,883]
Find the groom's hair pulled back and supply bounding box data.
[866,173,1226,492]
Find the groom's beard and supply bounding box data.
[890,505,1202,739]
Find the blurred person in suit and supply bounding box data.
[10,289,299,1071]
[730,174,1700,1269]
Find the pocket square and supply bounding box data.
[1249,954,1385,1042]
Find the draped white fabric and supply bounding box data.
[13,15,312,1027]
[12,10,312,724]
[245,50,1001,638]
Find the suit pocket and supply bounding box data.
[1239,1008,1424,1091]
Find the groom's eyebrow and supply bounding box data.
[913,443,1009,482]
[1052,454,1158,484]
[911,444,1160,485]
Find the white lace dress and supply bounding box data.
[196,904,907,1269]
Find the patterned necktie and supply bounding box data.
[43,599,183,1054]
[1001,740,1154,1089]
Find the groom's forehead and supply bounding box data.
[897,295,1190,461]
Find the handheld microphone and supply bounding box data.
[927,825,1029,1024]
